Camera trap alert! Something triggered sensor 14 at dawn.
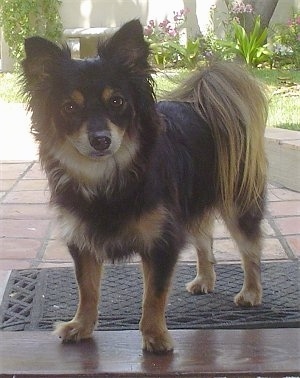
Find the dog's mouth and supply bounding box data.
[68,139,115,160]
[89,149,112,159]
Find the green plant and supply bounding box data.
[271,12,300,68]
[0,0,62,65]
[169,38,201,68]
[144,10,188,68]
[218,15,273,67]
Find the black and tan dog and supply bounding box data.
[22,20,267,353]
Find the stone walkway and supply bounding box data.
[0,160,299,272]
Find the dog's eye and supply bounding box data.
[63,101,78,114]
[109,96,124,108]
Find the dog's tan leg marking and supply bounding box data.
[225,217,262,306]
[139,258,174,353]
[54,253,102,342]
[186,215,216,294]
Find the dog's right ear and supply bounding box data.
[22,37,70,83]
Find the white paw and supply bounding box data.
[186,272,216,294]
[53,319,95,343]
[142,330,174,354]
[234,287,262,307]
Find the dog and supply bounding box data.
[22,19,267,353]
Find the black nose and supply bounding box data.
[89,131,111,151]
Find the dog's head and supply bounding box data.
[22,20,156,165]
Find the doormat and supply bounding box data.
[0,262,299,331]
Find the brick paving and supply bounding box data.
[0,161,299,273]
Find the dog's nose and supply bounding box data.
[89,131,111,151]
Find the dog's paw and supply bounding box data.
[53,320,94,343]
[234,287,262,307]
[186,273,215,295]
[142,330,174,354]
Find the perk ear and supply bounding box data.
[22,37,70,83]
[98,20,150,72]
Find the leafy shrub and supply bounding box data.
[144,9,208,69]
[169,37,202,68]
[144,9,189,68]
[0,0,62,65]
[271,12,300,68]
[218,15,273,67]
[213,1,273,67]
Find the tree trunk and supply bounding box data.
[224,0,279,33]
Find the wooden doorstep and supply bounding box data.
[0,328,299,377]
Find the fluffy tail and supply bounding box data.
[170,62,268,216]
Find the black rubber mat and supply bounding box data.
[0,262,299,331]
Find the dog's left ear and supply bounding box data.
[99,20,150,72]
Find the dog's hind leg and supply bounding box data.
[223,205,264,307]
[186,213,216,295]
[54,245,102,342]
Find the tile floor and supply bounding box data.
[0,161,299,273]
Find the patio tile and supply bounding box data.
[214,239,239,262]
[268,201,300,217]
[22,163,45,180]
[268,188,300,202]
[0,180,16,191]
[0,204,53,220]
[48,221,61,239]
[0,219,50,239]
[0,238,41,259]
[0,270,11,305]
[37,262,73,268]
[262,238,288,260]
[0,260,32,270]
[13,179,48,191]
[0,163,31,179]
[43,239,72,261]
[285,236,300,257]
[180,245,197,261]
[274,217,300,235]
[2,190,50,204]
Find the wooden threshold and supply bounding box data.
[0,328,299,377]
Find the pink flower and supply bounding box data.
[144,26,153,36]
[245,4,253,13]
[168,28,178,37]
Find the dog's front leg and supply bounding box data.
[139,255,175,353]
[54,245,102,342]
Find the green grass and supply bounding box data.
[268,93,300,131]
[254,69,300,131]
[0,72,23,102]
[1,68,299,130]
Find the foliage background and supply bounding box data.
[0,0,62,64]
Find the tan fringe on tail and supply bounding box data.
[169,62,268,216]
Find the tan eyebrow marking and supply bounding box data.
[71,90,85,106]
[101,87,114,102]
